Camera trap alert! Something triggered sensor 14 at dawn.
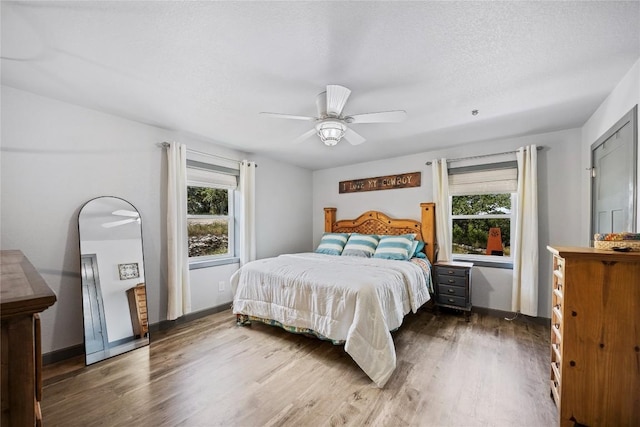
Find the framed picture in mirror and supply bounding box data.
[118,263,139,280]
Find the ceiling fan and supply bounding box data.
[101,210,140,228]
[260,85,406,146]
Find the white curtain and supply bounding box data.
[239,160,256,265]
[512,145,539,316]
[432,158,452,262]
[166,142,191,321]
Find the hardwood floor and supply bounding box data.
[42,308,557,426]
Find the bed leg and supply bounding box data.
[236,314,251,326]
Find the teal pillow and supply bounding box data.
[342,233,380,257]
[373,234,416,261]
[315,233,349,255]
[411,240,425,258]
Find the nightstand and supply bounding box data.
[434,261,473,321]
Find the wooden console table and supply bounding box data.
[1,250,57,426]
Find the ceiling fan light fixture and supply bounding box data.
[316,120,346,146]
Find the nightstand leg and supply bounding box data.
[464,311,470,322]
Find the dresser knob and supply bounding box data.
[448,289,455,293]
[448,279,455,283]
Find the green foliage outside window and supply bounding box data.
[452,194,511,215]
[187,187,228,215]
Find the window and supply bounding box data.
[451,193,515,258]
[448,162,518,264]
[186,161,238,262]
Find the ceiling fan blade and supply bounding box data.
[292,128,317,144]
[326,85,351,117]
[343,128,366,146]
[112,209,139,218]
[347,110,407,124]
[260,112,317,121]
[316,92,327,117]
[102,218,137,228]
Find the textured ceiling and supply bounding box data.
[2,1,639,170]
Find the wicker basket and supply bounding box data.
[593,233,640,251]
[593,240,640,251]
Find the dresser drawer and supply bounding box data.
[438,284,466,297]
[437,294,466,308]
[435,266,468,278]
[436,275,467,287]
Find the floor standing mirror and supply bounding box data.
[78,196,149,365]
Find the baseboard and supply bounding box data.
[43,344,85,365]
[471,306,551,325]
[150,303,232,334]
[43,303,232,365]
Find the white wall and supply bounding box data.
[313,129,584,318]
[581,57,640,240]
[253,154,314,259]
[0,86,313,354]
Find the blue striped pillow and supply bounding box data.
[341,233,380,257]
[373,234,416,260]
[315,233,349,255]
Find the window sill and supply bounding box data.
[452,255,513,269]
[189,257,240,270]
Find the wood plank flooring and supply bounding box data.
[42,308,557,426]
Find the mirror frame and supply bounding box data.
[78,196,149,365]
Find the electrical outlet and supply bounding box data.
[218,281,226,292]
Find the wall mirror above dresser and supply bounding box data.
[78,196,149,365]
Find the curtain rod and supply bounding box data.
[425,146,543,166]
[159,142,257,167]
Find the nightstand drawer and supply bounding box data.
[436,275,466,287]
[438,284,466,297]
[437,294,466,307]
[434,266,468,278]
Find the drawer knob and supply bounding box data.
[447,270,454,274]
[448,289,455,293]
[448,279,455,283]
[448,298,455,303]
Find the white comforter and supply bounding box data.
[230,253,431,387]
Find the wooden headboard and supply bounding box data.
[324,203,437,263]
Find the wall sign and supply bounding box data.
[339,172,421,194]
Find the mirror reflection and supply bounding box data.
[78,196,149,365]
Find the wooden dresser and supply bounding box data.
[126,283,148,338]
[547,246,640,426]
[1,250,57,427]
[434,261,473,321]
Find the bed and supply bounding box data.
[230,203,436,387]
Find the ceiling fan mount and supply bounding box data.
[260,85,406,146]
